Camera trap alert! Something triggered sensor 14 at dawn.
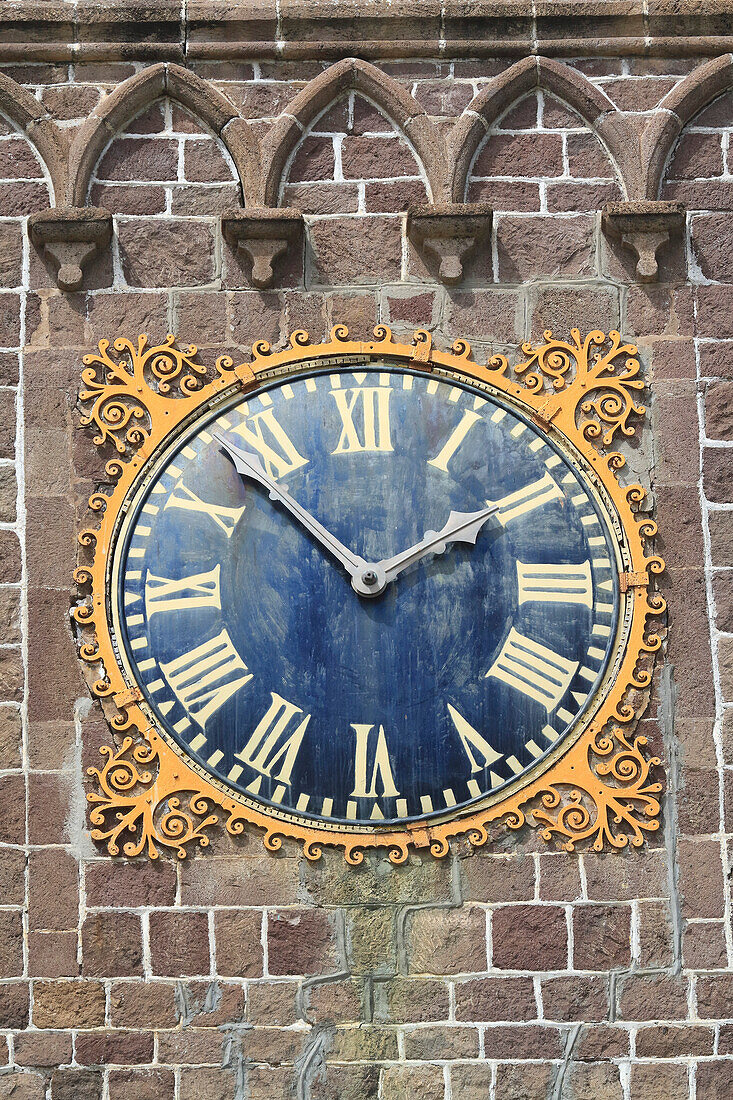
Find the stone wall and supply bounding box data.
[1,4,733,1098]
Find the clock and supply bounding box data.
[76,326,664,862]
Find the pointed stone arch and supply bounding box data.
[643,53,733,199]
[259,57,449,208]
[66,63,260,207]
[448,56,637,202]
[0,71,65,205]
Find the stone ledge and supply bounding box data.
[221,208,304,290]
[27,206,112,292]
[602,200,686,283]
[2,0,733,59]
[407,203,493,285]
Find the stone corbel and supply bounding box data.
[407,203,493,285]
[222,208,304,289]
[602,200,685,283]
[28,206,112,292]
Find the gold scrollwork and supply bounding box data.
[74,326,665,863]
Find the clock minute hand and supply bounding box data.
[374,504,501,592]
[214,433,367,582]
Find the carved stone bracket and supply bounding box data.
[222,208,304,289]
[28,206,112,292]
[602,200,685,283]
[407,203,493,284]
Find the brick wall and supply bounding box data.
[1,8,733,1098]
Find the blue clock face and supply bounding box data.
[113,362,621,829]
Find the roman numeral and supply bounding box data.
[145,565,222,619]
[428,409,481,472]
[488,471,563,526]
[516,560,593,608]
[234,407,307,480]
[485,628,578,713]
[160,628,252,729]
[235,692,309,785]
[164,485,245,537]
[350,724,399,798]
[331,386,393,454]
[448,704,503,773]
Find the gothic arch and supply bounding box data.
[259,57,450,207]
[642,53,733,199]
[66,63,260,207]
[0,71,64,205]
[448,56,636,202]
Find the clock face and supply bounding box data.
[112,360,623,830]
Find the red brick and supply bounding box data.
[0,981,29,1028]
[181,980,245,1027]
[179,1067,240,1100]
[617,973,689,1022]
[480,1024,563,1059]
[678,838,726,918]
[583,849,667,900]
[75,1030,154,1066]
[542,975,609,1022]
[32,981,106,1028]
[109,980,178,1029]
[492,905,567,971]
[630,1063,689,1100]
[696,974,733,1018]
[42,85,101,120]
[84,859,176,909]
[705,379,733,440]
[214,909,263,977]
[268,909,339,976]
[0,846,24,906]
[380,1064,443,1100]
[0,182,49,216]
[183,139,235,183]
[403,1024,479,1060]
[697,286,733,338]
[28,932,79,978]
[473,133,563,177]
[0,1074,46,1100]
[341,136,419,179]
[97,138,178,182]
[636,1024,713,1057]
[467,177,541,210]
[364,178,427,211]
[696,1060,733,1099]
[108,1069,175,1100]
[496,214,595,280]
[0,774,26,843]
[118,219,216,288]
[288,137,336,183]
[684,920,728,969]
[149,911,210,977]
[652,337,697,381]
[565,1061,622,1100]
[0,139,44,180]
[282,181,360,215]
[455,976,536,1021]
[82,912,143,977]
[408,907,486,975]
[14,1031,73,1068]
[180,853,300,907]
[26,772,74,846]
[573,904,631,970]
[446,289,518,345]
[0,910,23,977]
[308,216,402,284]
[567,131,617,178]
[90,183,167,216]
[247,981,297,1026]
[493,1062,554,1099]
[376,978,449,1024]
[50,1068,101,1100]
[546,180,621,212]
[668,132,724,179]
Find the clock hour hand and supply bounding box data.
[358,504,501,597]
[214,433,368,582]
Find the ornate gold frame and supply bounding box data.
[74,325,664,864]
